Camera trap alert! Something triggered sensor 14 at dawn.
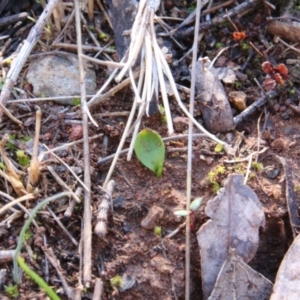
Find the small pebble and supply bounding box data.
[228,91,247,111]
[150,256,174,274]
[141,206,164,230]
[263,165,280,179]
[270,138,286,150]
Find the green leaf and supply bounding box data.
[174,210,189,216]
[134,129,165,177]
[190,197,202,211]
[18,257,60,300]
[154,226,162,237]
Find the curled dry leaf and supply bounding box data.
[197,174,265,299]
[195,57,234,133]
[270,233,300,300]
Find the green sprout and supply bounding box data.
[16,150,30,167]
[154,226,162,237]
[214,143,223,153]
[159,104,167,123]
[5,284,19,298]
[72,98,81,106]
[215,42,224,49]
[187,4,196,12]
[174,197,202,217]
[98,31,109,42]
[23,229,33,241]
[241,42,249,51]
[235,81,242,89]
[251,162,264,172]
[110,275,123,288]
[207,165,226,194]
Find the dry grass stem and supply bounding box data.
[42,144,89,192]
[47,207,78,246]
[75,0,92,286]
[44,247,75,298]
[27,107,41,190]
[0,194,35,215]
[47,166,81,203]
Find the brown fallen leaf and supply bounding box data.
[197,174,265,299]
[195,57,234,133]
[208,248,273,300]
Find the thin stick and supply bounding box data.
[75,0,92,286]
[43,144,89,192]
[47,207,78,246]
[52,42,116,53]
[7,94,96,103]
[47,166,81,203]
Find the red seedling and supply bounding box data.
[261,61,273,74]
[261,61,289,89]
[233,31,246,41]
[273,73,285,85]
[273,63,288,79]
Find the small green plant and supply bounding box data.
[110,275,123,288]
[214,143,223,153]
[251,162,264,172]
[207,165,226,194]
[23,229,33,241]
[154,226,162,237]
[159,105,167,123]
[16,150,30,167]
[7,134,16,150]
[174,198,202,230]
[98,31,109,42]
[72,97,81,106]
[241,42,250,51]
[215,42,224,49]
[5,284,19,298]
[235,81,242,89]
[187,4,196,12]
[174,198,202,217]
[134,129,165,177]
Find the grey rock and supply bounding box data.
[26,54,96,105]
